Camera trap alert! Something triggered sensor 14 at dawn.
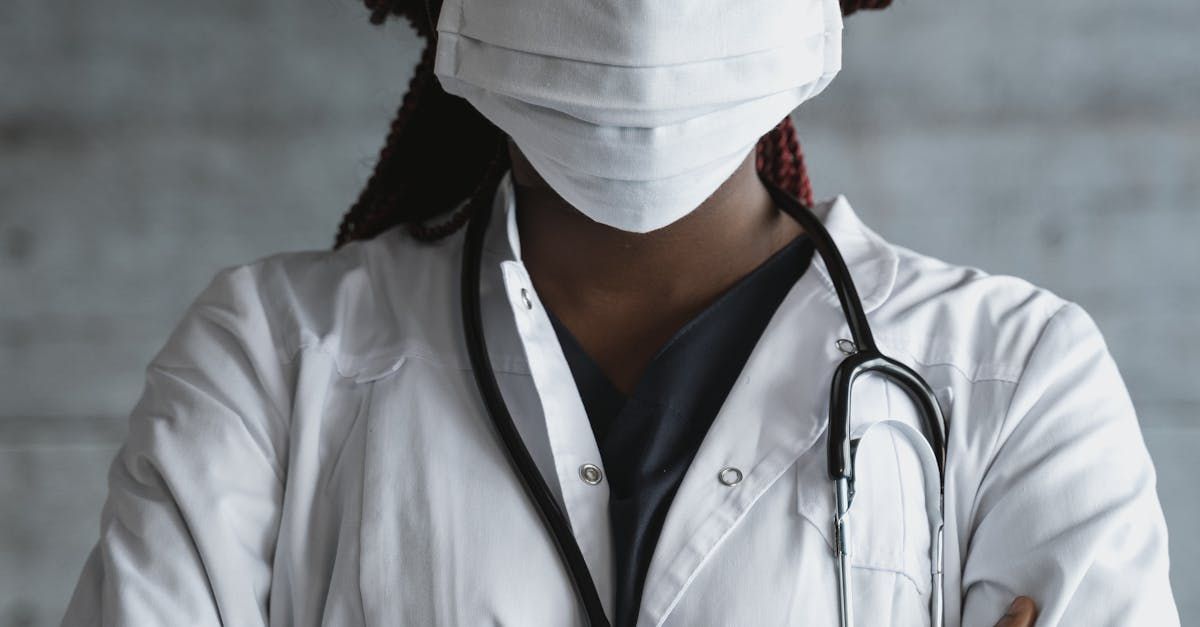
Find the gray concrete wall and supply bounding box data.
[1,0,1196,625]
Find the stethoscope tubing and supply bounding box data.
[461,191,612,625]
[759,177,948,482]
[461,173,948,627]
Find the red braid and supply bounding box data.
[336,0,886,247]
[756,115,814,207]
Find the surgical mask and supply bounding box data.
[433,0,843,233]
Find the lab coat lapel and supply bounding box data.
[477,179,900,625]
[481,171,617,618]
[636,195,900,627]
[809,194,899,314]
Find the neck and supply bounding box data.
[511,138,802,308]
[509,137,804,392]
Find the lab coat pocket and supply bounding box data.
[796,419,939,624]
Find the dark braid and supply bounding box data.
[840,0,893,16]
[336,0,888,248]
[335,0,506,248]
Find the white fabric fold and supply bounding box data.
[435,28,840,123]
[434,0,844,232]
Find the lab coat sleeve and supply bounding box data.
[61,264,290,626]
[959,302,1179,626]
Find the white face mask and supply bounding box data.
[433,0,843,233]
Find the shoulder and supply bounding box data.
[869,231,1107,387]
[863,214,1150,490]
[183,225,465,381]
[868,235,1175,626]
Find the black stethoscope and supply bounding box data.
[460,170,949,627]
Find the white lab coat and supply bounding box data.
[62,170,1178,626]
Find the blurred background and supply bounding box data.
[1,0,1196,624]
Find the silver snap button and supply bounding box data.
[835,338,857,355]
[520,288,533,310]
[579,464,603,485]
[718,467,743,487]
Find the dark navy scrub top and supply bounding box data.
[545,233,816,627]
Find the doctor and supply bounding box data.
[63,0,1178,625]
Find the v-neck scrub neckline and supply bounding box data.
[545,232,817,627]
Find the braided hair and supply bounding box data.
[334,0,891,248]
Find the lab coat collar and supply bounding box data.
[636,266,842,626]
[481,169,898,625]
[483,169,900,314]
[807,194,899,313]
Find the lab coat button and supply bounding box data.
[579,464,603,485]
[718,467,743,486]
[835,338,857,355]
[520,288,533,310]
